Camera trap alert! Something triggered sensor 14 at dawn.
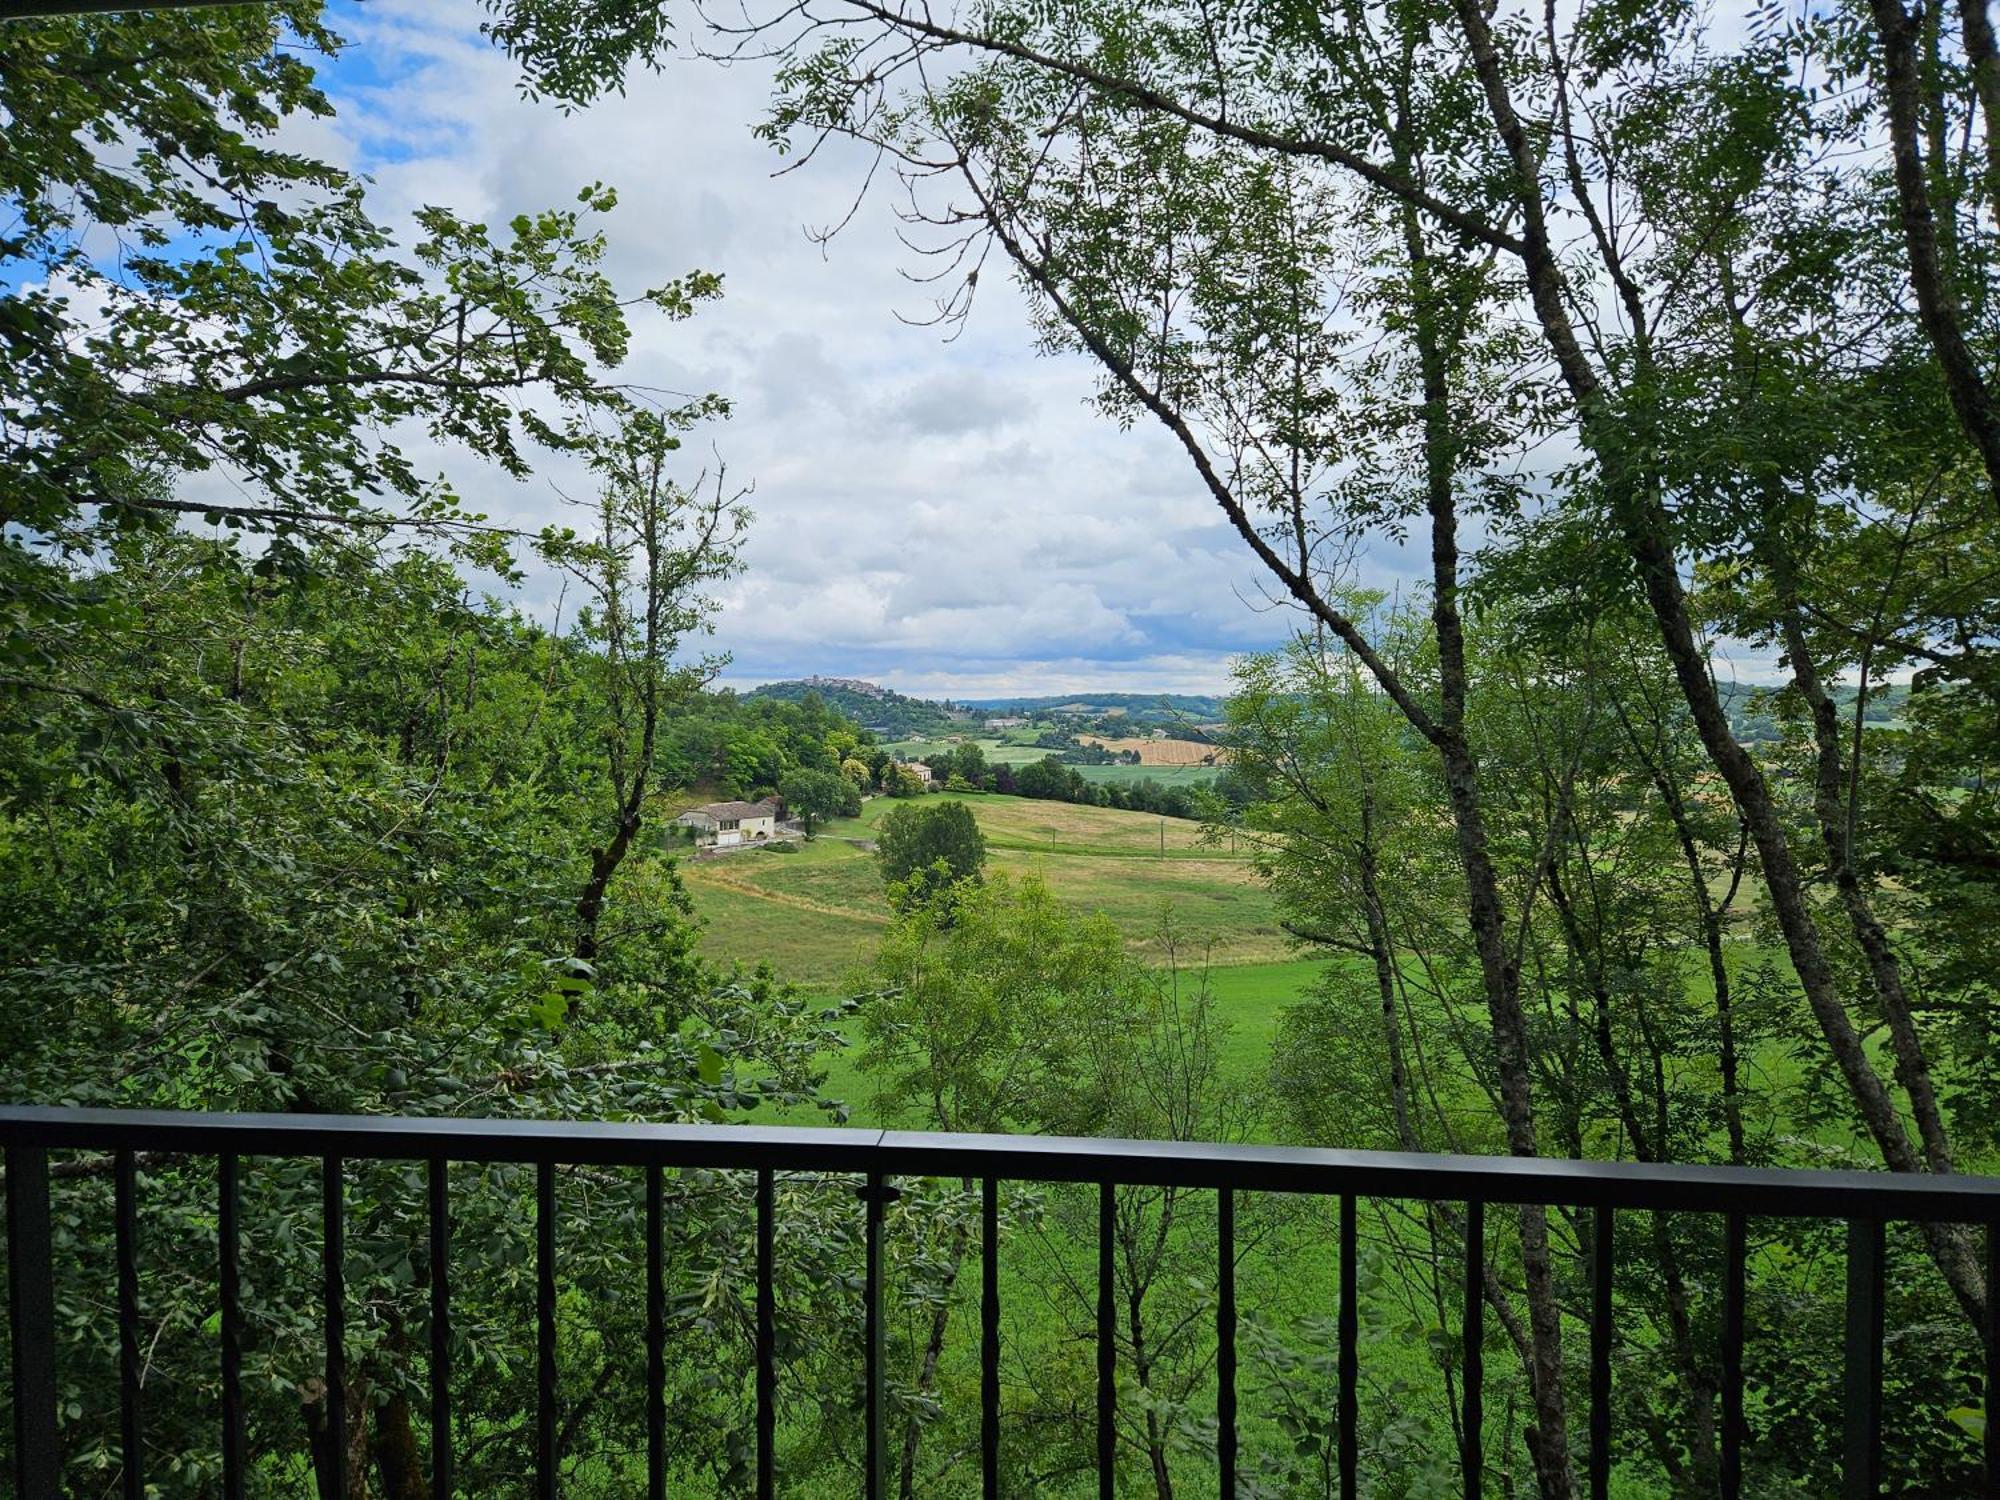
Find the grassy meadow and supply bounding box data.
[679,795,1888,1500]
[679,792,1320,1121]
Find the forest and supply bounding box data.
[3,0,1999,1496]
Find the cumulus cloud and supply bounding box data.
[889,371,1031,435]
[309,0,1380,695]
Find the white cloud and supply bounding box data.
[306,0,1373,693]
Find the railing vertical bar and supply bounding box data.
[982,1177,1000,1500]
[6,1144,58,1500]
[537,1161,557,1500]
[1588,1204,1611,1500]
[1986,1218,1998,1493]
[646,1164,664,1500]
[322,1155,347,1500]
[1338,1193,1357,1500]
[1218,1187,1236,1499]
[756,1167,774,1500]
[429,1159,451,1500]
[1721,1212,1745,1500]
[115,1150,143,1500]
[1098,1180,1116,1500]
[219,1153,244,1500]
[863,1171,889,1500]
[1841,1218,1883,1500]
[1462,1200,1483,1500]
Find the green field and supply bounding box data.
[684,793,1284,983]
[684,793,1318,1119]
[882,730,1050,765]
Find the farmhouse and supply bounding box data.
[902,762,935,785]
[675,798,780,848]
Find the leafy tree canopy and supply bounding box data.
[874,798,987,906]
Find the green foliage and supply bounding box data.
[746,678,958,738]
[861,872,1138,1131]
[858,886,1259,1491]
[0,8,716,586]
[942,737,987,785]
[873,798,988,906]
[0,13,874,1490]
[778,765,859,834]
[881,763,928,797]
[0,525,866,1488]
[658,688,864,800]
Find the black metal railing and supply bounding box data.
[3,1106,1998,1498]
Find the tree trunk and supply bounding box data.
[1124,1282,1174,1500]
[1773,590,1989,1319]
[373,1390,429,1500]
[1621,711,1749,1167]
[574,800,642,964]
[1449,0,1988,1338]
[1546,857,1719,1491]
[1955,0,2000,213]
[1357,794,1418,1151]
[1399,182,1576,1496]
[1868,0,2000,518]
[898,1208,971,1500]
[304,1373,370,1500]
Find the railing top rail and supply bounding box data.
[3,1106,1997,1220]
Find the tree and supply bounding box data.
[860,884,1260,1496]
[780,765,859,835]
[0,523,872,1492]
[1,8,712,593]
[882,763,927,797]
[874,799,987,905]
[1014,754,1082,802]
[946,739,987,785]
[544,413,745,964]
[0,13,881,1493]
[488,0,2000,1484]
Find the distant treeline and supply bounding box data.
[1720,680,1909,743]
[963,690,1227,729]
[661,688,876,799]
[917,740,1246,819]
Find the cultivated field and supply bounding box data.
[1077,733,1228,765]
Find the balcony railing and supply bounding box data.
[3,1105,1998,1499]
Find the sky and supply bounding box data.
[297,1,1434,698]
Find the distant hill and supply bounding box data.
[1716,679,1908,744]
[962,691,1228,726]
[747,677,962,739]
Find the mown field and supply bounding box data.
[1076,733,1229,766]
[881,729,1050,764]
